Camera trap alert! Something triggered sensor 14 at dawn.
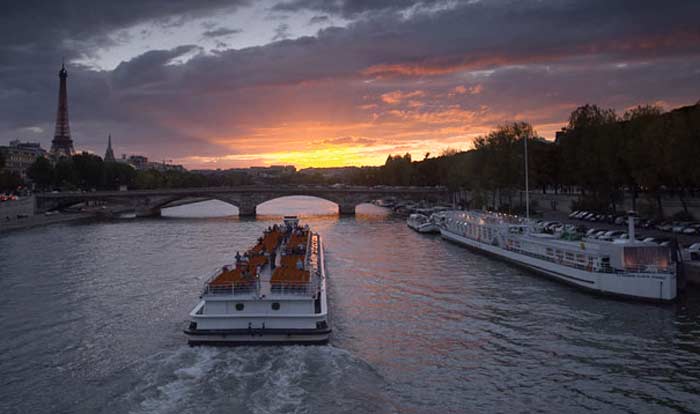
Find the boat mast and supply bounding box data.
[524,134,530,220]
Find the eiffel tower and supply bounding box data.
[50,62,75,157]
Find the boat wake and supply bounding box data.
[125,345,394,414]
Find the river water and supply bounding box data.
[1,197,699,414]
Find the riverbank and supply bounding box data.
[0,211,93,234]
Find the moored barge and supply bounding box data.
[441,210,677,302]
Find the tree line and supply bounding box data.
[5,101,699,218]
[345,102,700,217]
[24,153,253,191]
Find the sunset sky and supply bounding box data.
[1,0,699,169]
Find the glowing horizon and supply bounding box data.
[1,1,698,170]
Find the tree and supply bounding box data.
[72,152,104,189]
[0,171,23,192]
[0,151,5,170]
[568,104,618,130]
[27,156,55,189]
[474,122,537,210]
[103,162,136,189]
[54,158,79,189]
[382,153,414,186]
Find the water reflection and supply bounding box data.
[0,197,699,414]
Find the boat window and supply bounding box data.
[271,302,281,311]
[623,246,670,269]
[546,248,554,256]
[235,303,244,311]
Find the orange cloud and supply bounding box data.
[380,90,425,104]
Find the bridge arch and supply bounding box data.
[255,194,340,216]
[153,195,240,211]
[157,198,243,218]
[252,192,376,216]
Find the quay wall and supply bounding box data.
[0,195,35,222]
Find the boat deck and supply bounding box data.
[204,224,315,297]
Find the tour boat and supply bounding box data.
[184,216,331,345]
[440,210,677,302]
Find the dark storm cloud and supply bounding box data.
[308,15,330,25]
[1,0,699,165]
[202,28,242,38]
[272,24,292,41]
[160,0,700,94]
[273,0,441,18]
[0,0,251,157]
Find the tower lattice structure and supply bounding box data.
[50,63,75,157]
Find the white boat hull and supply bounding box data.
[408,222,439,233]
[441,229,676,302]
[184,328,331,345]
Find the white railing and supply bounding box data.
[270,280,315,296]
[620,265,674,275]
[202,280,258,296]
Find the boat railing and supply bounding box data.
[506,245,617,274]
[203,265,234,285]
[202,280,258,296]
[270,280,315,296]
[619,265,674,275]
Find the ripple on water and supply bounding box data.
[1,199,699,414]
[125,345,394,414]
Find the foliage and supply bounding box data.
[346,102,700,217]
[0,171,23,191]
[20,101,699,219]
[27,156,54,188]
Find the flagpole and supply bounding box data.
[524,134,530,220]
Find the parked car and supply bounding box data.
[672,222,691,233]
[681,223,700,235]
[656,222,673,232]
[640,218,659,229]
[688,243,700,260]
[600,230,625,240]
[569,210,581,218]
[586,228,601,237]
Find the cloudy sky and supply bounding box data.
[1,0,699,169]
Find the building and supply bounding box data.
[0,140,47,178]
[104,134,115,162]
[118,153,185,172]
[50,63,75,157]
[120,154,149,170]
[247,165,296,178]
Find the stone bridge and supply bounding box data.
[35,185,450,217]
